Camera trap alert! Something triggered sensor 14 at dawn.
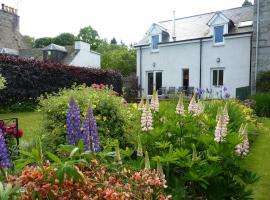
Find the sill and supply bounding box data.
[213,42,225,47]
[151,49,159,53]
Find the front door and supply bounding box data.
[147,71,162,95]
[211,69,224,98]
[148,72,154,95]
[183,69,189,90]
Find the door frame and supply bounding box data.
[146,70,163,95]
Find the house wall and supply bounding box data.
[251,0,270,93]
[137,34,251,97]
[70,51,100,68]
[201,35,251,98]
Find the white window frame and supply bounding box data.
[213,25,225,46]
[211,68,225,87]
[151,35,160,52]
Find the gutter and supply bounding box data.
[249,34,253,88]
[199,39,202,88]
[255,0,260,92]
[139,46,142,97]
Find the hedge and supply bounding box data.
[0,55,122,107]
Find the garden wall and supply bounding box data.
[0,55,122,106]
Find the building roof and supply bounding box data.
[137,5,253,46]
[42,44,67,52]
[0,48,19,56]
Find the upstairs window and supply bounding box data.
[214,25,224,44]
[212,69,224,86]
[152,35,159,50]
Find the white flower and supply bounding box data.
[150,90,159,112]
[137,135,143,157]
[235,124,249,157]
[188,94,203,116]
[214,106,229,143]
[141,98,153,132]
[138,97,144,110]
[176,94,185,115]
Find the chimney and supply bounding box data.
[1,3,4,10]
[172,10,176,41]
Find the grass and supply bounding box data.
[245,118,270,200]
[0,112,43,144]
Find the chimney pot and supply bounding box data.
[1,3,4,10]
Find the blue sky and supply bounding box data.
[2,0,254,44]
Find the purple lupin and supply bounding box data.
[66,96,81,145]
[82,108,100,152]
[0,129,12,168]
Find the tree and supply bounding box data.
[110,37,117,45]
[77,26,101,50]
[34,37,53,48]
[23,35,35,48]
[242,0,252,6]
[53,33,75,46]
[101,46,136,76]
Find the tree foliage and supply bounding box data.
[77,26,101,50]
[34,37,53,48]
[23,35,35,48]
[53,33,76,46]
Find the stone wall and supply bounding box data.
[0,5,28,49]
[251,0,270,92]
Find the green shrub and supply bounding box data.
[250,93,270,117]
[128,98,258,199]
[0,74,6,90]
[39,85,135,153]
[256,71,270,92]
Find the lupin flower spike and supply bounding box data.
[137,134,143,157]
[176,93,185,115]
[157,159,165,179]
[0,129,12,168]
[114,141,122,165]
[150,90,159,112]
[141,98,154,132]
[138,97,144,110]
[82,107,100,152]
[66,96,81,145]
[214,107,228,143]
[192,144,198,161]
[235,124,249,157]
[144,151,151,170]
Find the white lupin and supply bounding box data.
[138,97,144,110]
[141,98,153,132]
[214,106,229,143]
[176,93,185,115]
[235,124,249,157]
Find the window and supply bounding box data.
[214,25,224,44]
[152,35,159,50]
[212,69,224,86]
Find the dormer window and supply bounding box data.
[152,35,159,50]
[214,25,224,44]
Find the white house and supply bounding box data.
[135,5,253,98]
[42,41,101,68]
[19,41,101,68]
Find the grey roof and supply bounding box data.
[19,48,43,60]
[138,5,254,45]
[0,48,19,55]
[42,44,67,52]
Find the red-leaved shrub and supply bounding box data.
[0,55,122,107]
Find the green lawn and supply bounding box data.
[245,118,270,200]
[0,112,43,143]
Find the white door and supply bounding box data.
[211,69,224,98]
